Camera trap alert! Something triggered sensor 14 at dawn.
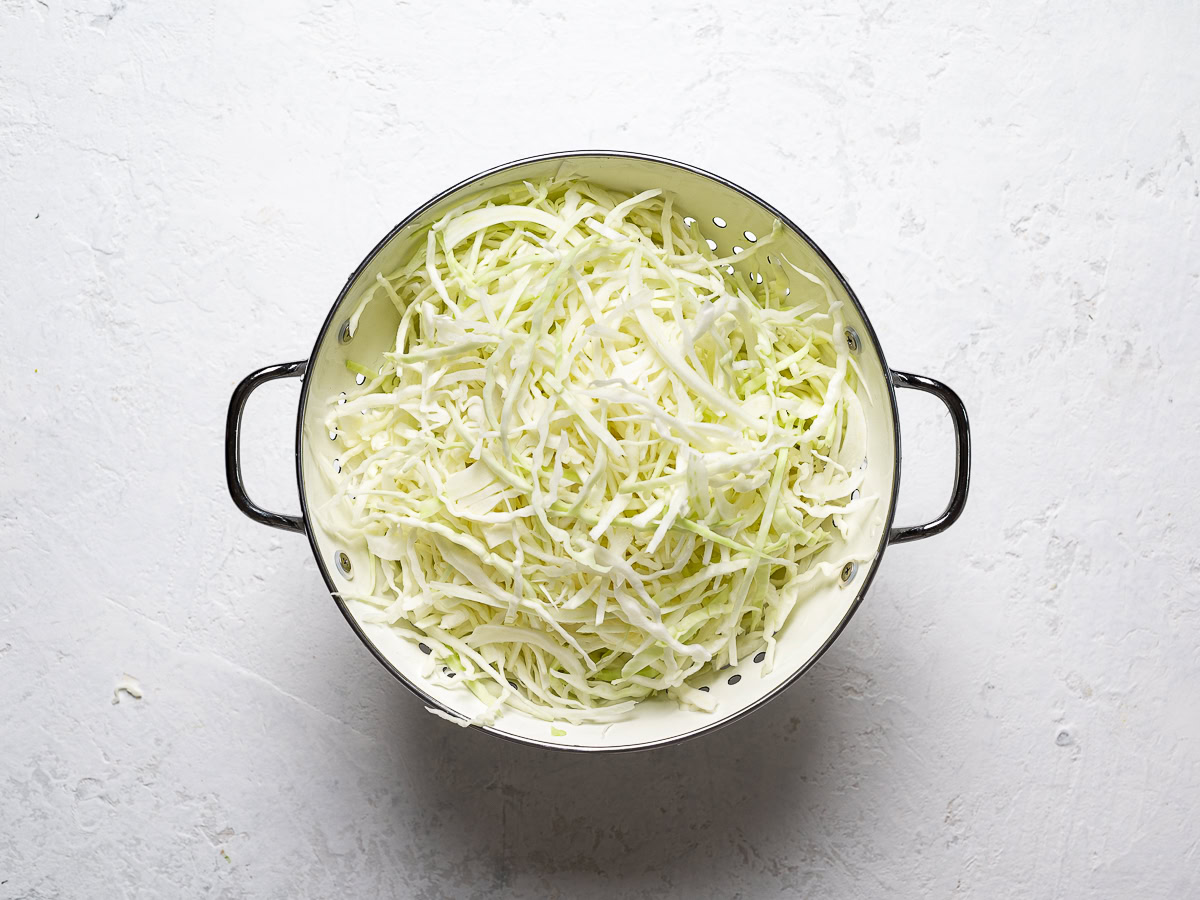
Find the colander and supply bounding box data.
[224,151,971,752]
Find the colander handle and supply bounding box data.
[888,371,971,544]
[225,360,308,533]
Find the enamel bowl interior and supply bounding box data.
[298,154,898,750]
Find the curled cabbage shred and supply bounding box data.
[320,177,872,725]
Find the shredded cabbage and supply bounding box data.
[320,177,871,725]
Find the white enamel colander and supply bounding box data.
[225,151,970,752]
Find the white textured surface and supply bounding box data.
[2,1,1198,896]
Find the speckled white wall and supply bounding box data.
[2,0,1198,897]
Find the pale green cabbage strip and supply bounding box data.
[319,177,871,727]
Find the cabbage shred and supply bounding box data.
[320,177,870,725]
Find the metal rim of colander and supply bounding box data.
[294,151,903,752]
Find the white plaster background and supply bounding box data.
[2,1,1198,897]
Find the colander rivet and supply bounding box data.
[841,561,858,584]
[337,552,352,576]
[339,321,352,344]
[845,327,861,353]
